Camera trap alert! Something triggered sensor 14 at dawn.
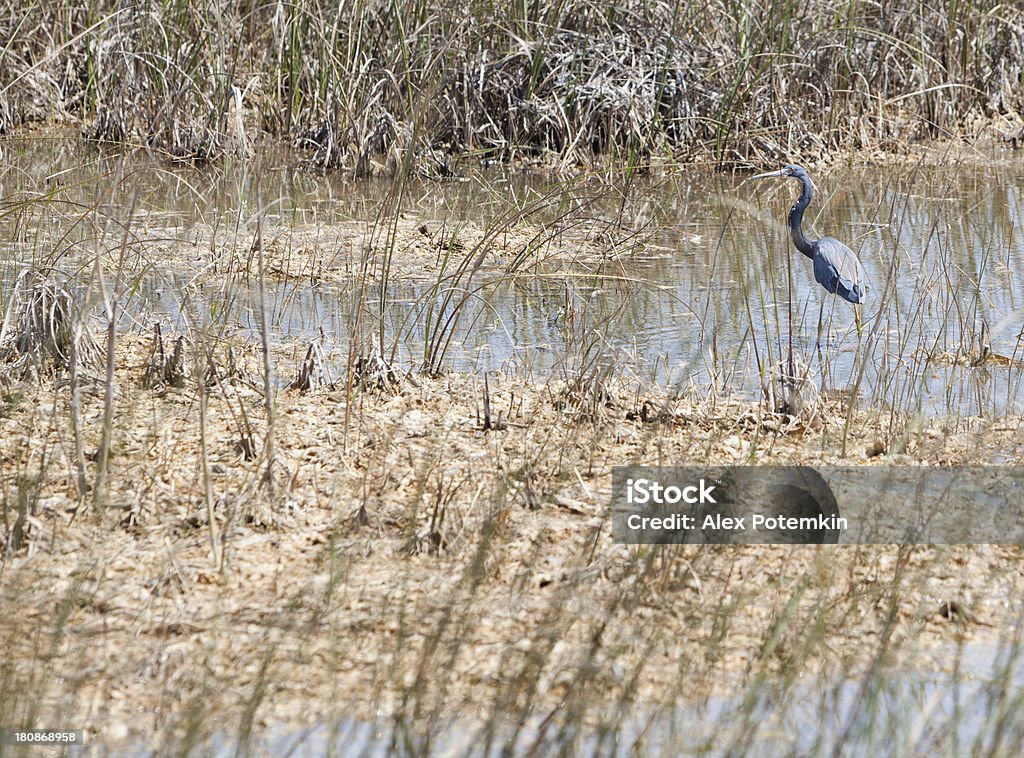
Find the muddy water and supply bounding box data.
[1,136,1023,416]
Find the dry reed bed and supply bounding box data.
[1,0,1022,170]
[2,326,1024,750]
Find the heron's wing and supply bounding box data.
[816,237,866,302]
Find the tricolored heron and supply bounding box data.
[752,164,866,305]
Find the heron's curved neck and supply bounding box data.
[787,176,815,259]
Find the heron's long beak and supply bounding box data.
[751,168,787,179]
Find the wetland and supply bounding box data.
[2,134,1024,754]
[2,0,1024,752]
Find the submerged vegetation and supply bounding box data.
[1,0,1023,169]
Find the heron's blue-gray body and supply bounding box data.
[756,164,866,305]
[810,238,864,304]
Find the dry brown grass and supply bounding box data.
[1,0,1022,170]
[2,328,1023,750]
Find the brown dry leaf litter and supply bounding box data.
[2,337,1024,749]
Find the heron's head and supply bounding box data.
[752,164,809,182]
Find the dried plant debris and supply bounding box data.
[3,332,1024,751]
[554,360,619,419]
[352,348,399,393]
[761,357,820,418]
[140,324,259,393]
[0,271,101,377]
[141,323,189,390]
[477,373,508,431]
[289,341,334,392]
[922,322,1024,369]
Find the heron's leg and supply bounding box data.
[814,298,827,390]
[815,298,825,348]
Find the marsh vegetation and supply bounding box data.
[2,1,1024,755]
[1,0,1022,169]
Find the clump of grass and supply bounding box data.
[288,340,334,392]
[141,322,188,390]
[351,348,399,393]
[761,355,819,417]
[554,351,619,420]
[0,269,100,378]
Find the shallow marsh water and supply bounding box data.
[2,137,1023,417]
[166,639,1024,756]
